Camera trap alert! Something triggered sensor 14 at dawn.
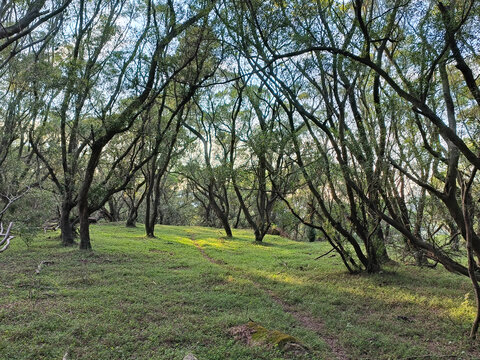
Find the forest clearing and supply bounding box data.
[1,224,479,359]
[1,1,480,358]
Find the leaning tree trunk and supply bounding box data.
[78,144,104,250]
[233,183,264,242]
[208,183,232,238]
[234,206,242,229]
[462,170,480,339]
[0,222,14,253]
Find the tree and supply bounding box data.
[144,15,221,238]
[123,176,146,228]
[230,84,287,242]
[30,0,152,245]
[218,0,480,334]
[143,95,189,238]
[0,0,71,234]
[182,93,235,237]
[217,0,480,274]
[29,0,217,249]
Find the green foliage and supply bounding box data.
[3,188,57,247]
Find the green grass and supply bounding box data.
[1,223,479,359]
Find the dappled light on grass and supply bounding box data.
[450,294,477,323]
[193,237,241,250]
[250,269,306,286]
[337,280,475,323]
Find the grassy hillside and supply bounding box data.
[1,224,479,359]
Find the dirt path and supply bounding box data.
[189,236,349,360]
[254,283,349,360]
[192,242,226,265]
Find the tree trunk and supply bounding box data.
[222,218,233,237]
[365,228,381,273]
[60,200,75,246]
[78,144,104,250]
[144,169,157,238]
[126,207,137,227]
[145,222,155,238]
[412,186,429,266]
[144,194,154,236]
[125,194,141,228]
[366,252,381,273]
[447,220,459,251]
[144,126,178,237]
[144,191,156,237]
[208,192,232,237]
[108,198,119,222]
[234,206,241,229]
[158,209,164,225]
[375,227,390,263]
[79,200,92,250]
[125,183,146,228]
[254,229,263,242]
[462,171,480,339]
[145,182,155,237]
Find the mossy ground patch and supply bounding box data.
[229,321,308,355]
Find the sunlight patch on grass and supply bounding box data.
[448,293,476,322]
[251,269,306,286]
[194,238,241,250]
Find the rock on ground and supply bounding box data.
[183,353,198,360]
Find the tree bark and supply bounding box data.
[78,143,104,250]
[208,183,232,237]
[78,199,92,250]
[126,207,138,227]
[461,170,480,338]
[60,199,75,246]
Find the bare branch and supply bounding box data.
[0,222,14,253]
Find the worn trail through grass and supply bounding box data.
[189,235,348,359]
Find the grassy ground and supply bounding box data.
[1,223,479,359]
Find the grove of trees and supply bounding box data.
[0,0,479,337]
